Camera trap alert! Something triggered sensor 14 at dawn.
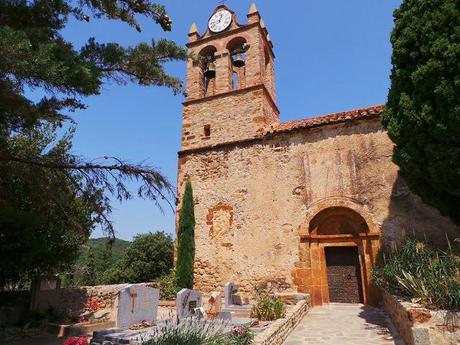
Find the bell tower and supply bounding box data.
[181,3,279,151]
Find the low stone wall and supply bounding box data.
[382,291,460,345]
[0,290,30,326]
[33,282,158,320]
[253,295,311,345]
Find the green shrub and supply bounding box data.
[142,319,232,345]
[372,239,460,309]
[142,319,254,345]
[228,324,254,345]
[250,288,285,321]
[156,270,179,300]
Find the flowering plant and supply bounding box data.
[84,299,100,311]
[78,315,89,323]
[229,324,254,345]
[63,336,88,345]
[129,320,152,330]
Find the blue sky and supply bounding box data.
[61,0,402,241]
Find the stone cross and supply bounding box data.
[116,285,159,329]
[130,289,137,313]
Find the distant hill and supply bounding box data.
[89,237,131,262]
[63,237,131,286]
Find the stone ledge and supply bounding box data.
[382,291,460,345]
[253,295,311,345]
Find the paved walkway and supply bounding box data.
[283,303,405,345]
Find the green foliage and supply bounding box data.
[250,288,285,321]
[100,231,173,284]
[156,270,179,300]
[175,181,196,289]
[0,0,188,287]
[0,124,93,289]
[142,319,252,345]
[228,325,254,345]
[62,238,130,287]
[0,0,188,130]
[372,239,460,309]
[381,0,460,223]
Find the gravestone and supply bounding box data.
[207,292,222,318]
[224,282,242,307]
[176,288,203,319]
[116,285,160,329]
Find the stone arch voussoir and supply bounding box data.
[298,197,379,237]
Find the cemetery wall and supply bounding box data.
[33,282,157,319]
[177,117,459,296]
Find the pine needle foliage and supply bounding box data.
[0,0,188,287]
[175,180,195,289]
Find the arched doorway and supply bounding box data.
[293,205,380,306]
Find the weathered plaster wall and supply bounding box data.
[177,118,459,296]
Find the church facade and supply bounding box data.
[176,4,458,306]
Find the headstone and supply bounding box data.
[116,285,160,329]
[224,282,234,308]
[207,292,222,318]
[224,282,242,307]
[194,307,205,319]
[176,288,203,319]
[232,294,243,305]
[217,311,232,320]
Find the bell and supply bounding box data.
[204,61,216,78]
[232,53,245,68]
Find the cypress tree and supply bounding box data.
[175,180,196,289]
[381,0,460,223]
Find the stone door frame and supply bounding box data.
[293,198,381,306]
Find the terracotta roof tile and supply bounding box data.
[268,104,384,133]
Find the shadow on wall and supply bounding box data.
[380,173,460,252]
[31,287,88,321]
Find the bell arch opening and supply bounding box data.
[226,37,247,90]
[309,207,369,236]
[198,45,217,97]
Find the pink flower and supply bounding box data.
[233,326,246,335]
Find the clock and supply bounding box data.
[208,10,232,33]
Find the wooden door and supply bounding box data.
[325,246,363,303]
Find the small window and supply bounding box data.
[204,124,211,137]
[232,71,239,90]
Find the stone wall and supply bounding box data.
[177,117,459,296]
[182,85,277,151]
[382,292,460,345]
[33,283,157,320]
[253,296,311,345]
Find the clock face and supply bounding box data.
[208,10,232,33]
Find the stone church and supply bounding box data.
[175,4,458,306]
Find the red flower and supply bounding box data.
[84,299,100,311]
[64,336,88,345]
